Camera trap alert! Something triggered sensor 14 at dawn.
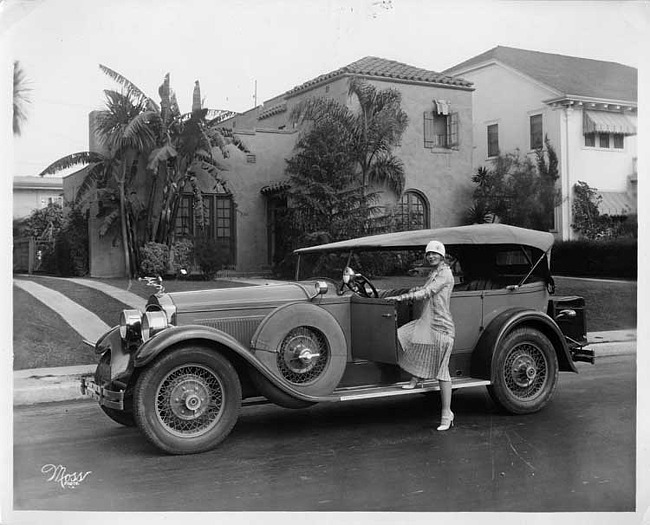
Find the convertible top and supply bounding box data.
[294,224,555,254]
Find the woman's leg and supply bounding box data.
[439,379,452,415]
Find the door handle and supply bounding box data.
[382,313,393,318]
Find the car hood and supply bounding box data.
[158,283,313,313]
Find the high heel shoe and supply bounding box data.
[401,377,422,389]
[437,411,454,431]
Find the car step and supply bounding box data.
[332,377,492,402]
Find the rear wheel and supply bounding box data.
[487,327,558,414]
[133,347,241,454]
[95,353,135,427]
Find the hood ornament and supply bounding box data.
[139,275,165,295]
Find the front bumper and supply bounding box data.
[80,377,125,410]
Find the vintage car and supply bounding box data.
[81,224,594,454]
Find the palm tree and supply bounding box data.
[290,77,408,196]
[13,60,31,136]
[39,65,157,276]
[127,73,247,245]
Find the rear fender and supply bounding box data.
[471,308,578,380]
[132,325,332,403]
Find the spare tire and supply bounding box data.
[252,303,347,397]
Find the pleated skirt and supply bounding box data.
[397,322,455,381]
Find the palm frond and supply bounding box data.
[13,60,32,136]
[147,144,178,171]
[73,161,112,205]
[367,153,405,195]
[38,151,106,176]
[98,209,120,236]
[206,109,238,125]
[99,65,153,106]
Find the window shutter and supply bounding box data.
[423,111,434,148]
[447,112,459,148]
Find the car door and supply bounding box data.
[349,295,399,364]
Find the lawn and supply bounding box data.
[12,274,636,370]
[553,276,636,331]
[13,286,95,370]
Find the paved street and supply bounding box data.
[13,355,635,512]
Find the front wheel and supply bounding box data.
[487,327,558,414]
[133,347,241,454]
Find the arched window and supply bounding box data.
[396,190,430,231]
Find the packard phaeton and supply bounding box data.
[81,224,594,454]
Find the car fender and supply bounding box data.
[251,302,348,396]
[470,307,578,380]
[132,325,334,403]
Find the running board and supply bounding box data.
[241,378,492,407]
[333,378,492,402]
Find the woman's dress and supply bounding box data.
[396,264,456,381]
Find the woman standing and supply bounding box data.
[385,240,456,431]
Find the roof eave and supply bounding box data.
[543,94,637,109]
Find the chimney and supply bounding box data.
[88,110,109,155]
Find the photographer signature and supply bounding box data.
[41,464,92,489]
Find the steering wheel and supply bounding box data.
[340,267,378,298]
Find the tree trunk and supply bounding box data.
[118,180,131,277]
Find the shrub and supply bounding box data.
[57,206,89,276]
[551,239,637,279]
[194,238,229,280]
[139,242,170,276]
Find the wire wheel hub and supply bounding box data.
[277,327,329,384]
[156,365,224,437]
[504,343,547,398]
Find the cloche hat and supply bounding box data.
[425,240,445,257]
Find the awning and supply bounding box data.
[434,99,450,115]
[597,191,635,216]
[260,180,290,195]
[584,111,636,135]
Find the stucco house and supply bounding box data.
[13,176,63,220]
[219,56,474,272]
[67,56,475,277]
[443,46,637,240]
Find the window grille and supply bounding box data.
[396,191,429,231]
[530,114,543,149]
[487,124,499,157]
[423,112,458,149]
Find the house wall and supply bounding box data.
[222,129,298,272]
[371,78,474,227]
[459,64,560,168]
[448,62,637,240]
[566,107,637,193]
[13,180,63,219]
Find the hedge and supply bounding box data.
[551,239,637,279]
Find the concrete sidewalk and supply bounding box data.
[12,329,636,407]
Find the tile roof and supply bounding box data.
[443,46,637,102]
[286,56,472,96]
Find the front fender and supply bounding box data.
[132,325,335,403]
[471,308,578,380]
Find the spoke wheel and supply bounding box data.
[134,347,241,454]
[155,365,224,438]
[488,328,558,414]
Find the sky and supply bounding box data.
[2,0,648,179]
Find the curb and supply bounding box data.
[12,335,636,407]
